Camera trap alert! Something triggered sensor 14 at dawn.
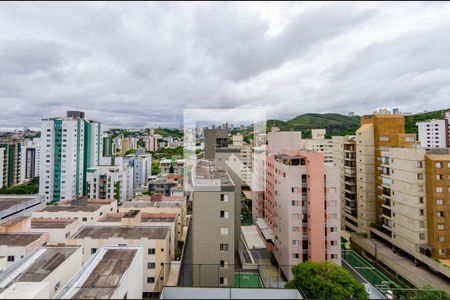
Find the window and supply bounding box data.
[220,260,228,269]
[436,187,443,193]
[220,244,229,251]
[417,162,423,168]
[330,227,337,232]
[292,240,299,245]
[148,248,155,255]
[91,248,97,254]
[419,233,425,240]
[220,194,228,202]
[437,199,444,205]
[417,173,423,180]
[436,162,443,168]
[82,217,87,222]
[419,197,424,204]
[148,263,155,269]
[439,236,446,243]
[220,211,229,219]
[331,241,337,246]
[438,249,447,256]
[331,254,338,259]
[219,277,228,285]
[292,253,300,259]
[436,174,443,180]
[437,212,445,218]
[419,209,424,216]
[7,256,14,262]
[379,136,389,142]
[220,228,229,235]
[147,277,155,283]
[438,224,445,230]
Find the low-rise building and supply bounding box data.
[66,226,170,294]
[160,159,184,176]
[30,218,81,245]
[0,247,82,299]
[0,232,49,268]
[0,195,45,222]
[32,198,117,225]
[55,246,142,299]
[97,210,178,260]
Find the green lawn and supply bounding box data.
[234,273,264,288]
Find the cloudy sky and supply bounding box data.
[1,2,450,129]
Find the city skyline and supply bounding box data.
[1,2,450,128]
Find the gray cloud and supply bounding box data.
[0,2,449,129]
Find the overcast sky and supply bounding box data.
[1,2,450,129]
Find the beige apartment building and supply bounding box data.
[0,232,49,269]
[97,210,178,260]
[191,160,237,287]
[120,200,186,241]
[29,218,81,245]
[32,198,117,225]
[66,226,171,294]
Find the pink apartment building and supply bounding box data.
[146,135,158,152]
[262,128,341,280]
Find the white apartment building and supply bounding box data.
[0,247,82,299]
[417,116,450,148]
[126,154,152,188]
[86,165,134,202]
[0,233,49,268]
[40,112,103,202]
[160,159,184,176]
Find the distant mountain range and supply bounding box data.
[267,108,450,138]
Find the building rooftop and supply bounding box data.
[71,226,169,240]
[71,249,137,299]
[0,233,45,246]
[0,247,78,290]
[98,212,176,223]
[121,201,181,209]
[160,287,302,299]
[193,160,234,187]
[38,205,101,213]
[0,216,29,227]
[31,218,77,229]
[0,196,39,211]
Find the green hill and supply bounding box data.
[267,108,450,137]
[404,108,450,134]
[268,113,360,138]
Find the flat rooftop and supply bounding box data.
[72,226,169,240]
[38,205,101,212]
[194,160,234,187]
[0,197,38,211]
[71,249,137,299]
[31,218,77,229]
[0,216,29,227]
[121,201,181,208]
[160,287,302,299]
[0,247,78,291]
[0,233,44,246]
[98,212,176,223]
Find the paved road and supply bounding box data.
[356,237,450,294]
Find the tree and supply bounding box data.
[416,285,450,300]
[285,261,368,300]
[152,160,160,175]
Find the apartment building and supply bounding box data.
[146,135,158,152]
[86,164,134,202]
[0,247,82,299]
[332,136,358,232]
[204,128,228,160]
[127,154,152,188]
[120,138,133,155]
[0,138,23,188]
[300,129,334,163]
[268,151,341,280]
[160,159,184,176]
[30,218,81,245]
[32,198,117,225]
[425,151,450,259]
[102,134,113,157]
[191,160,238,287]
[97,210,178,260]
[40,111,103,202]
[56,246,143,299]
[120,199,185,241]
[19,137,41,181]
[251,145,266,220]
[0,232,49,268]
[66,226,170,294]
[416,111,450,148]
